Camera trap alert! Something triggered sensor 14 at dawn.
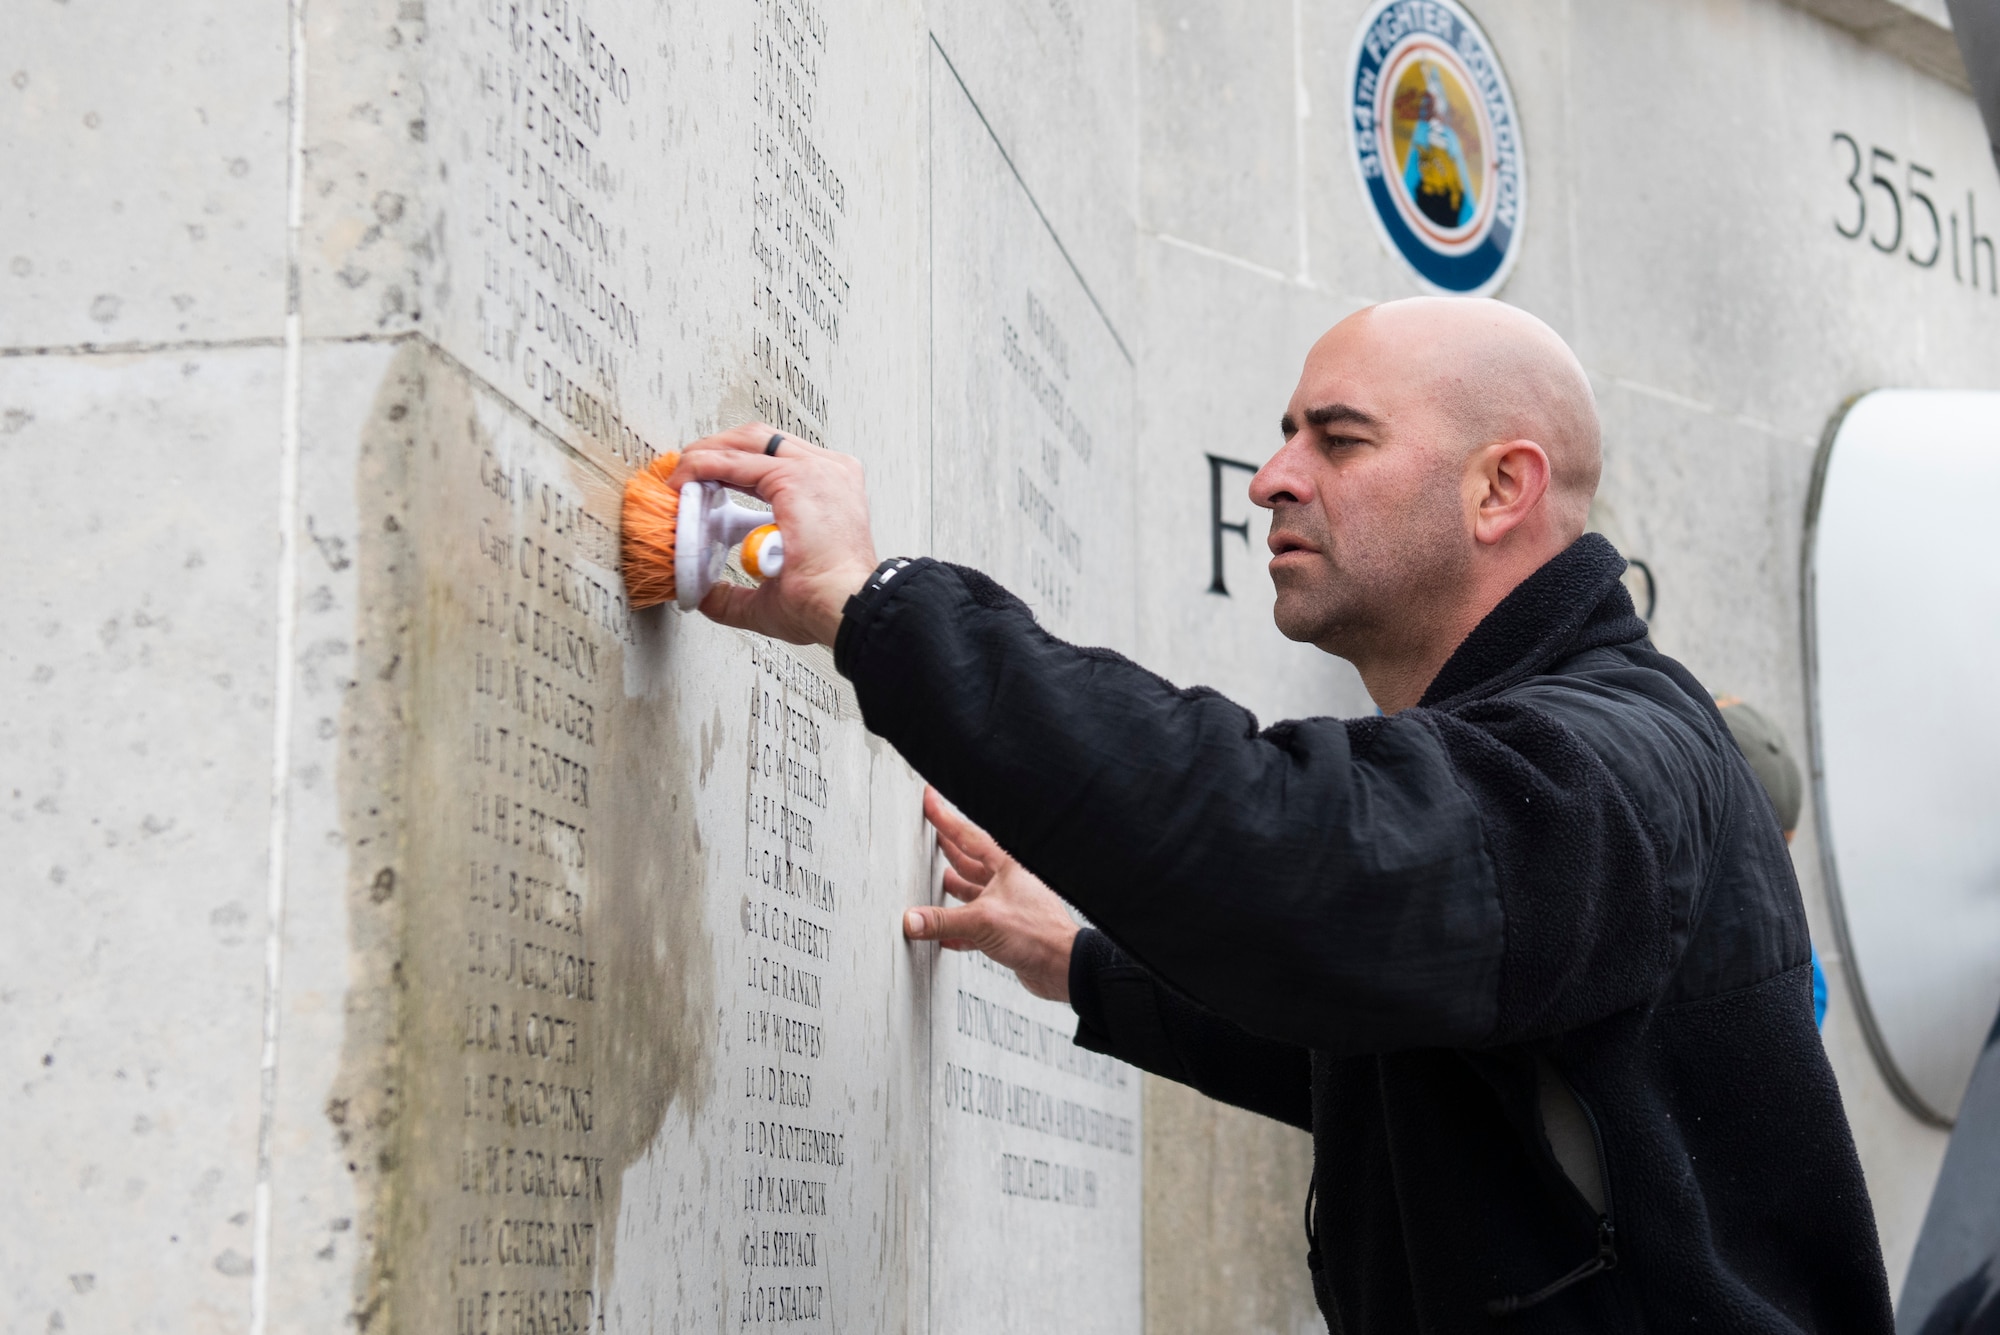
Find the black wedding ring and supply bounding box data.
[765,433,785,456]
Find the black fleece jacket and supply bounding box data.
[833,534,1891,1333]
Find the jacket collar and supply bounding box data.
[1419,533,1648,710]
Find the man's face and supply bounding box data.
[1251,316,1473,657]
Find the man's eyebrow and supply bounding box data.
[1302,402,1380,431]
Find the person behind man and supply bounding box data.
[1716,695,1829,1026]
[671,298,1891,1330]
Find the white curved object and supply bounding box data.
[1807,389,2000,1124]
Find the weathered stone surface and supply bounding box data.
[279,341,937,1333]
[1140,0,1302,280]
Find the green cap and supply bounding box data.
[1718,700,1803,834]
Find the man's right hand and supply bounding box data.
[905,787,1080,1003]
[671,424,880,647]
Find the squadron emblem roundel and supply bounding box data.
[1347,0,1525,296]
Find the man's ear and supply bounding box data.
[1468,439,1551,547]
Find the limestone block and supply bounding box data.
[1562,0,1997,429]
[1143,1079,1322,1335]
[254,2,1138,1329]
[257,337,412,1333]
[1138,0,1302,279]
[930,45,1138,650]
[297,0,431,340]
[1290,0,1417,302]
[0,347,284,1331]
[1589,383,1811,696]
[0,1,289,348]
[929,0,1140,337]
[406,0,931,493]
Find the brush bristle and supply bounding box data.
[621,451,684,610]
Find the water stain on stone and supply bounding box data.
[329,342,712,1331]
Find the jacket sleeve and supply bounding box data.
[1068,929,1311,1131]
[836,560,1681,1054]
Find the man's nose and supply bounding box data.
[1250,439,1315,511]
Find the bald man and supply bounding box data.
[674,299,1891,1332]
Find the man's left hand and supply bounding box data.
[905,787,1080,1003]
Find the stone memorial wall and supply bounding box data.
[3,1,1995,1332]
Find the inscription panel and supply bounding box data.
[424,0,922,490]
[926,40,1144,1335]
[925,4,1140,339]
[404,3,934,1330]
[929,43,1138,649]
[697,599,924,1335]
[371,361,925,1334]
[449,0,668,471]
[393,388,645,1335]
[745,0,854,446]
[732,639,857,1331]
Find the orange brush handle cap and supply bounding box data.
[741,524,782,581]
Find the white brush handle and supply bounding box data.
[712,497,772,547]
[675,482,782,610]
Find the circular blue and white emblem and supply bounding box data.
[1347,0,1526,296]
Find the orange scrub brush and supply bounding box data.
[621,450,786,611]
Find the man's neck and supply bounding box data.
[1354,630,1473,714]
[1349,547,1561,713]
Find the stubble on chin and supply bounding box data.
[1270,557,1357,649]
